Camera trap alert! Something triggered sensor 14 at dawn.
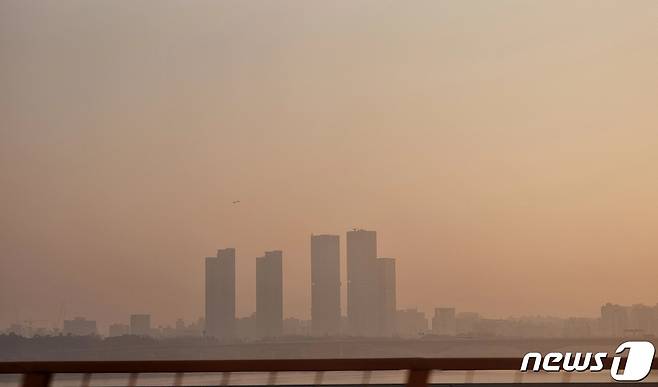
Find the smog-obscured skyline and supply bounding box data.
[2,1,658,329]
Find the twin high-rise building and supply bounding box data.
[205,248,236,339]
[256,250,283,338]
[310,230,396,337]
[310,234,341,336]
[205,248,284,340]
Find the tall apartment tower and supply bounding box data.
[205,248,236,340]
[310,234,341,336]
[256,250,283,338]
[346,229,378,336]
[377,257,397,336]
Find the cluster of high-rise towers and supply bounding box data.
[205,229,396,339]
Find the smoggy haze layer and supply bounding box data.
[1,1,658,330]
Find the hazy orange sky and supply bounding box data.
[2,1,658,331]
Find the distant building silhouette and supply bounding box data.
[432,307,456,336]
[130,314,151,336]
[63,317,97,336]
[396,308,428,337]
[600,303,628,337]
[456,312,480,336]
[376,257,396,336]
[256,250,283,338]
[346,229,378,336]
[236,313,257,340]
[628,304,656,336]
[310,234,341,336]
[108,323,129,337]
[205,248,236,340]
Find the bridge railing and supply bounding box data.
[0,357,642,387]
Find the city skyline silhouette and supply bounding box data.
[4,226,658,341]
